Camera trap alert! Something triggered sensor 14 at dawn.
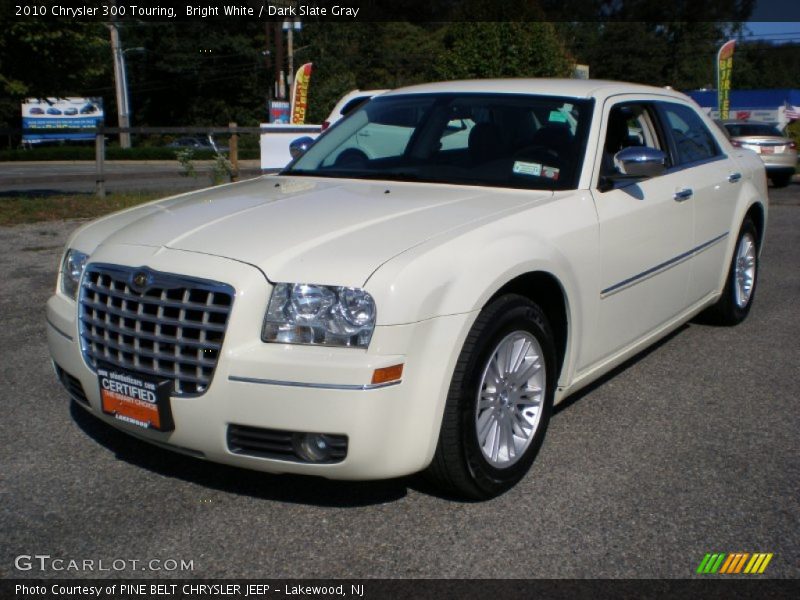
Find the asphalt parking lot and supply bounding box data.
[1,183,798,580]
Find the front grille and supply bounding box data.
[54,364,89,405]
[78,264,234,396]
[227,424,348,463]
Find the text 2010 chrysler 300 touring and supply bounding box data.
[47,80,767,498]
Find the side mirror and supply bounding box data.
[289,136,315,159]
[615,146,666,178]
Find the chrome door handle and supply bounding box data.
[728,172,742,183]
[674,188,693,201]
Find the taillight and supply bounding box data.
[790,141,797,150]
[321,121,330,131]
[731,140,742,147]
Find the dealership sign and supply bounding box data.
[22,97,103,143]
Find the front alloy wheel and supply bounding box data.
[426,294,556,500]
[475,331,546,469]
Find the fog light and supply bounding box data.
[293,432,333,462]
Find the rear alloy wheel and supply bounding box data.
[426,294,556,499]
[703,217,759,325]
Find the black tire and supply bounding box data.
[769,173,792,188]
[702,217,759,325]
[425,294,556,500]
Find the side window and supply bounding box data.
[659,103,720,165]
[601,103,663,177]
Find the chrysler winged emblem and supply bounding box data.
[130,270,151,293]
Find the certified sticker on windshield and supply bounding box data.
[512,161,542,176]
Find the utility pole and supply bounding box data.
[287,21,294,91]
[274,22,285,99]
[108,21,131,148]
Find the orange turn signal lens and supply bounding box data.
[371,364,404,385]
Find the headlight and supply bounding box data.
[60,249,90,299]
[263,283,376,348]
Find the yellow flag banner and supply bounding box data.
[717,40,735,120]
[291,63,313,125]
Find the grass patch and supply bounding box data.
[0,191,165,226]
[0,146,259,161]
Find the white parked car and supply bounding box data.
[47,79,767,499]
[322,89,388,131]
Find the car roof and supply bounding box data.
[382,78,691,102]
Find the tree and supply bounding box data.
[435,22,573,80]
[0,21,109,131]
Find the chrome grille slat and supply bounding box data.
[80,299,227,331]
[80,332,218,368]
[80,315,222,349]
[82,281,231,313]
[79,264,234,397]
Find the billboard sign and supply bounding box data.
[269,100,291,124]
[22,97,104,143]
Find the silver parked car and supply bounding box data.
[721,120,797,188]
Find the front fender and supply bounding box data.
[365,192,600,385]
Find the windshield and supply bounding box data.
[284,93,594,190]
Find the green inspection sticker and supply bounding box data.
[548,110,568,123]
[512,161,542,176]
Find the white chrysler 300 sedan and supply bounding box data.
[47,80,767,498]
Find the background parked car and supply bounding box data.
[721,120,797,187]
[321,89,388,131]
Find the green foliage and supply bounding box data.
[209,153,234,185]
[561,22,743,89]
[436,22,572,80]
[0,21,109,138]
[732,41,800,89]
[176,148,197,178]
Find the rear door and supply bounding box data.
[655,101,735,304]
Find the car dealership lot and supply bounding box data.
[1,184,798,579]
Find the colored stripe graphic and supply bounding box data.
[719,554,736,573]
[758,553,773,574]
[697,554,712,574]
[701,552,774,574]
[734,553,749,573]
[697,553,727,574]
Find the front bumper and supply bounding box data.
[46,244,474,480]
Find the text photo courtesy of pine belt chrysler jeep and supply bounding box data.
[47,79,767,499]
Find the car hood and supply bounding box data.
[76,176,550,287]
